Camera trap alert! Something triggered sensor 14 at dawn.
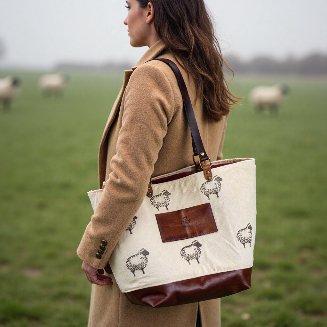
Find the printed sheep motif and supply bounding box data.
[126,248,149,276]
[200,175,223,200]
[180,240,202,264]
[150,190,171,211]
[237,223,253,248]
[126,216,137,234]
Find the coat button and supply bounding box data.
[98,248,105,255]
[100,240,108,246]
[99,244,106,251]
[96,252,102,259]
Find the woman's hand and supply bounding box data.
[81,261,113,286]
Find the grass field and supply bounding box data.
[0,70,326,327]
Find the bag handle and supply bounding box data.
[153,58,210,164]
[146,58,212,197]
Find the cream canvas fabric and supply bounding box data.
[88,158,256,294]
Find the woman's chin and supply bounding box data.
[129,38,146,48]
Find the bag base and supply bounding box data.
[125,267,252,307]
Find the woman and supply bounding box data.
[77,0,236,326]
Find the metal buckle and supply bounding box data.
[147,183,153,198]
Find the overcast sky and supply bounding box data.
[0,0,326,69]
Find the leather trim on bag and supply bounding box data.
[156,203,218,242]
[125,267,252,308]
[151,159,248,184]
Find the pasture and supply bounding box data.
[0,70,326,327]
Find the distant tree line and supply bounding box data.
[55,52,327,76]
[225,53,327,75]
[55,61,131,72]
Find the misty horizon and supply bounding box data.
[1,0,327,70]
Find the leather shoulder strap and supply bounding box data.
[152,58,209,163]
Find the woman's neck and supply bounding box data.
[146,28,161,48]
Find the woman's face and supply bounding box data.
[124,0,150,47]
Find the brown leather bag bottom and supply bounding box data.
[125,267,252,308]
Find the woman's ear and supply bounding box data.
[145,2,155,24]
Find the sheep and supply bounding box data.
[180,240,202,264]
[236,223,253,248]
[150,190,171,211]
[250,84,290,113]
[0,76,21,110]
[126,248,150,276]
[126,216,138,234]
[39,73,69,96]
[200,175,223,200]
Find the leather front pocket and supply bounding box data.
[155,203,218,243]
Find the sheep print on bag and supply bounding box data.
[88,158,256,308]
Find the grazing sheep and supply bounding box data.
[126,248,150,276]
[237,223,253,248]
[250,84,290,113]
[180,240,202,264]
[200,175,222,200]
[39,73,69,96]
[150,190,171,211]
[126,216,138,234]
[0,76,21,110]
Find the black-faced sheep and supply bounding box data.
[126,216,137,234]
[39,73,69,96]
[200,175,222,200]
[150,190,171,211]
[236,223,253,248]
[0,76,21,110]
[126,248,150,276]
[250,84,290,113]
[180,240,202,264]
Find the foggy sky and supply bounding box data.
[0,0,327,69]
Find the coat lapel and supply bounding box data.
[98,69,133,186]
[98,40,168,186]
[99,40,167,148]
[99,69,133,146]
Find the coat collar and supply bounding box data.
[131,39,167,70]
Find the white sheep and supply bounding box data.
[200,175,222,200]
[180,240,202,264]
[150,190,171,211]
[39,73,69,96]
[0,76,21,110]
[126,248,150,276]
[237,223,253,248]
[250,84,289,113]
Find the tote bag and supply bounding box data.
[88,59,256,308]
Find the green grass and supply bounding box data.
[0,71,326,326]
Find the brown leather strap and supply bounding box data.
[153,58,209,163]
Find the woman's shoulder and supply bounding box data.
[126,56,183,110]
[131,56,179,87]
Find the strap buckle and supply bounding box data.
[147,183,153,198]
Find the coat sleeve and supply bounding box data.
[77,63,177,268]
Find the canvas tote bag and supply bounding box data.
[88,59,256,308]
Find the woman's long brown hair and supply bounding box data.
[137,0,237,121]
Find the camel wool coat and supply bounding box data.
[77,40,228,327]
